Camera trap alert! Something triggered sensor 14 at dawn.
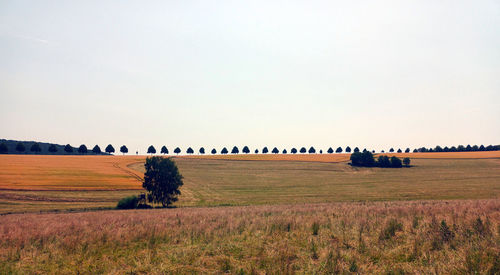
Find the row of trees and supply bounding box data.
[350,151,410,168]
[1,142,498,155]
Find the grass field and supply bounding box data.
[1,152,499,214]
[1,199,498,274]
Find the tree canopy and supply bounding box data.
[327,147,333,154]
[254,149,259,154]
[199,147,205,154]
[291,148,297,154]
[0,143,8,154]
[142,156,183,207]
[242,146,250,154]
[300,147,306,153]
[308,147,316,154]
[78,144,88,154]
[30,143,42,153]
[161,146,169,154]
[92,145,101,154]
[147,145,156,154]
[120,145,128,155]
[174,147,181,155]
[262,147,269,154]
[282,149,287,154]
[16,142,26,153]
[221,147,228,154]
[345,146,351,153]
[48,144,58,153]
[105,144,115,154]
[186,147,194,154]
[64,144,73,153]
[272,147,279,154]
[336,147,343,153]
[231,146,239,154]
[211,148,217,154]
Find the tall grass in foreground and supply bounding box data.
[0,199,499,274]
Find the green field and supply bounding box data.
[131,157,500,206]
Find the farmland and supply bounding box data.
[1,152,499,214]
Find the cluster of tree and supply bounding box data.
[350,151,410,168]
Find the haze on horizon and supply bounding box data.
[1,0,499,154]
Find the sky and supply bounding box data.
[1,0,499,154]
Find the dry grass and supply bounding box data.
[0,199,498,274]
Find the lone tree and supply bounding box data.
[0,143,8,154]
[30,143,42,154]
[262,147,269,154]
[64,144,73,153]
[199,147,205,154]
[92,145,101,154]
[174,147,181,155]
[78,144,88,154]
[336,147,343,153]
[105,144,115,154]
[120,145,128,155]
[345,146,351,153]
[16,142,26,153]
[231,146,239,154]
[221,147,228,154]
[291,148,297,154]
[242,146,250,154]
[161,146,169,155]
[403,157,411,167]
[48,144,58,153]
[300,147,307,153]
[211,148,217,154]
[327,147,333,154]
[147,145,156,154]
[308,147,316,154]
[143,156,183,207]
[272,147,279,154]
[186,147,194,154]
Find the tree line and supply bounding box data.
[1,141,498,155]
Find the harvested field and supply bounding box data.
[0,199,498,274]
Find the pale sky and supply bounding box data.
[1,0,499,154]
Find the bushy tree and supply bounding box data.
[105,144,115,154]
[242,146,250,154]
[16,142,26,153]
[221,147,228,154]
[199,147,205,154]
[291,148,297,154]
[282,149,287,154]
[479,145,485,151]
[64,144,73,153]
[300,147,306,153]
[327,147,333,154]
[466,145,472,151]
[353,147,360,153]
[31,143,42,153]
[174,147,181,155]
[345,146,351,153]
[390,156,402,168]
[472,145,479,151]
[142,157,183,207]
[0,143,8,154]
[405,148,410,153]
[120,145,128,155]
[389,148,394,153]
[435,146,443,152]
[397,148,402,153]
[262,147,269,154]
[336,147,343,153]
[78,144,88,154]
[254,149,259,154]
[231,146,239,154]
[403,157,411,167]
[211,148,217,154]
[272,147,279,154]
[186,147,194,154]
[308,147,316,154]
[49,144,58,153]
[92,145,101,154]
[147,145,156,154]
[377,155,391,168]
[161,146,169,155]
[413,149,418,153]
[457,145,465,152]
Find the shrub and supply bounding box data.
[377,155,391,168]
[390,156,403,168]
[379,219,403,240]
[403,157,411,167]
[117,195,139,209]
